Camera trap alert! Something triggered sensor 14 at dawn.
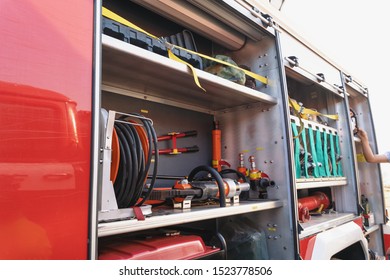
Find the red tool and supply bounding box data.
[158,146,199,155]
[147,177,250,204]
[157,130,198,155]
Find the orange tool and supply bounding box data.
[212,121,222,171]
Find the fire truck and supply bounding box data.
[1,0,389,260]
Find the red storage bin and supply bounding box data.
[99,234,220,260]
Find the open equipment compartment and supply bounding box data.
[278,29,363,246]
[96,0,295,260]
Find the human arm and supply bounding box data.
[357,129,389,163]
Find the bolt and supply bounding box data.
[273,235,281,240]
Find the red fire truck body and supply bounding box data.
[1,0,389,260]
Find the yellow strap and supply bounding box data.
[289,98,339,121]
[103,7,206,91]
[102,7,156,39]
[173,45,268,85]
[102,7,268,91]
[289,97,304,138]
[167,49,205,91]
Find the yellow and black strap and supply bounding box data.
[102,7,268,92]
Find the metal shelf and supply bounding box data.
[98,199,283,237]
[299,212,356,239]
[102,35,277,113]
[296,177,347,189]
[364,224,380,236]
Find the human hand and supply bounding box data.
[357,128,368,142]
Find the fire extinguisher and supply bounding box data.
[298,192,330,222]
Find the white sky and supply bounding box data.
[280,0,390,184]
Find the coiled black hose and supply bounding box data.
[134,114,158,206]
[113,115,158,208]
[114,123,139,208]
